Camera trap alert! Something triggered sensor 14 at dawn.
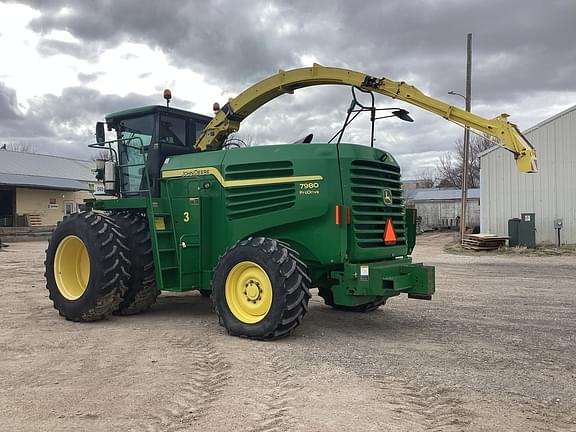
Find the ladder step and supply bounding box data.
[161,266,178,271]
[156,230,174,234]
[159,248,176,253]
[153,212,171,216]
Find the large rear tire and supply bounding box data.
[45,212,130,321]
[110,212,159,315]
[212,237,311,340]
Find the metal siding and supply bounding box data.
[415,198,480,229]
[411,188,480,201]
[0,150,95,182]
[0,173,89,190]
[480,107,576,243]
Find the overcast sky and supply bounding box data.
[0,0,575,178]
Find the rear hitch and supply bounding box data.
[408,294,432,301]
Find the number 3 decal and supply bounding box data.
[183,211,190,223]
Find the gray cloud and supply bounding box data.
[3,0,576,175]
[0,82,192,159]
[21,0,299,88]
[17,0,576,97]
[36,38,88,58]
[0,82,24,121]
[0,82,58,152]
[77,71,105,84]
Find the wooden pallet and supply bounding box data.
[26,214,43,227]
[462,234,509,251]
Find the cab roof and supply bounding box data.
[105,105,212,123]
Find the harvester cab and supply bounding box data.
[93,105,212,197]
[45,64,537,340]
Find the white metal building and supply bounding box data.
[480,105,576,244]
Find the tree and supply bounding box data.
[437,153,461,188]
[436,133,493,188]
[90,149,113,161]
[0,141,37,153]
[414,167,437,188]
[223,133,255,148]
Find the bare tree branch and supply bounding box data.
[224,133,255,149]
[414,167,437,188]
[90,149,113,161]
[0,141,37,153]
[435,133,492,188]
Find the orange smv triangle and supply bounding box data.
[383,218,397,246]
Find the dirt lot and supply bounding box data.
[1,233,575,432]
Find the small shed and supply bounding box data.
[405,188,480,230]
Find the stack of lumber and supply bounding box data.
[26,214,42,227]
[462,233,509,251]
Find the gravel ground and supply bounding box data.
[0,233,575,432]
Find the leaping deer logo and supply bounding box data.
[383,189,393,206]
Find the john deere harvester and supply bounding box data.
[45,65,536,339]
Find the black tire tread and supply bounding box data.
[111,211,159,315]
[212,237,311,340]
[45,211,130,321]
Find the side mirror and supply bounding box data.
[95,122,106,143]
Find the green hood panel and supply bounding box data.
[160,143,406,272]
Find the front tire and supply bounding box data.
[212,237,311,340]
[45,212,130,321]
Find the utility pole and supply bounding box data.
[460,33,472,244]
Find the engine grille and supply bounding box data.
[350,159,406,248]
[225,161,296,219]
[224,160,294,180]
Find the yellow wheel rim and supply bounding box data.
[225,261,273,324]
[53,235,90,300]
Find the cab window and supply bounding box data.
[118,114,154,193]
[159,115,187,147]
[195,119,210,141]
